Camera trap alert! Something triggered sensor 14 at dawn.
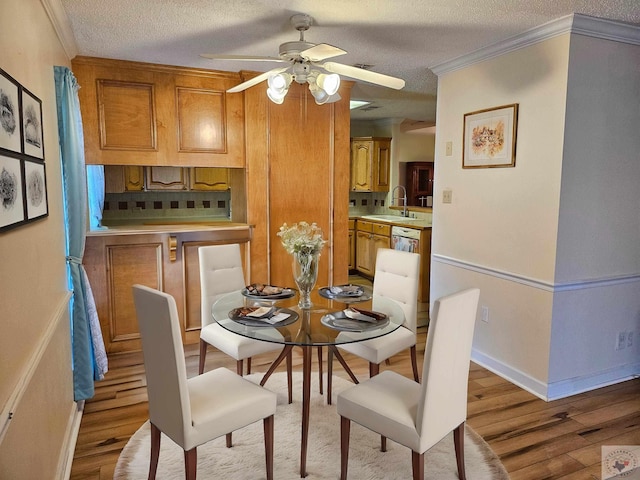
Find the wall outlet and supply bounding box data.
[627,330,634,348]
[443,189,453,204]
[481,306,489,323]
[616,331,627,351]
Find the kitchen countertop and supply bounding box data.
[86,222,251,237]
[350,215,432,229]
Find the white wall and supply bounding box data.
[431,17,640,399]
[431,34,570,392]
[0,0,77,477]
[547,34,640,393]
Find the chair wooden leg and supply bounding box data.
[340,416,351,480]
[264,415,274,480]
[198,340,207,375]
[453,422,466,480]
[381,436,387,452]
[148,422,161,480]
[411,451,424,480]
[286,349,293,404]
[226,432,232,448]
[236,359,243,376]
[328,346,360,406]
[317,346,323,395]
[369,362,380,377]
[410,345,419,382]
[247,357,252,374]
[184,447,197,480]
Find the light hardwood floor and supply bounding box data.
[69,331,640,480]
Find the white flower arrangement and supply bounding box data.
[277,221,327,256]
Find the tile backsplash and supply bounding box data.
[103,190,231,224]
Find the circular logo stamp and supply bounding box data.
[604,448,638,478]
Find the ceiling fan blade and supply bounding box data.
[227,67,289,93]
[200,54,285,63]
[300,44,347,62]
[323,62,405,90]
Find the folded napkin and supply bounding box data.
[245,307,290,325]
[329,285,364,297]
[343,307,384,323]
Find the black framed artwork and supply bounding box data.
[24,159,48,221]
[0,66,48,233]
[0,68,22,155]
[21,87,44,160]
[0,153,25,231]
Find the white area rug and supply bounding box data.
[115,372,509,479]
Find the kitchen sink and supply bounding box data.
[361,215,421,222]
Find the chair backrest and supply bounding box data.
[372,248,420,333]
[416,288,480,451]
[199,244,247,327]
[132,285,191,446]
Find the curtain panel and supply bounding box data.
[54,66,107,401]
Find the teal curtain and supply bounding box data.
[87,165,105,229]
[54,66,107,401]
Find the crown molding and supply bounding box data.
[41,0,78,60]
[431,13,640,76]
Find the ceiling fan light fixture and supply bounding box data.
[267,86,288,104]
[316,72,340,96]
[308,82,330,105]
[267,72,293,93]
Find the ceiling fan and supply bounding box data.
[201,14,405,105]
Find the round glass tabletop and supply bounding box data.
[211,289,404,347]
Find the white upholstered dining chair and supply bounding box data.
[327,248,421,401]
[198,244,292,401]
[336,287,480,480]
[132,284,277,480]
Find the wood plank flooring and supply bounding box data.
[69,332,640,480]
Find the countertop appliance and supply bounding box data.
[391,225,421,253]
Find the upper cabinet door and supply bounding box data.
[97,80,157,152]
[73,57,245,167]
[350,137,391,192]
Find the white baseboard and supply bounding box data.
[60,400,84,479]
[472,348,640,401]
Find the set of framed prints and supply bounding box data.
[0,67,48,233]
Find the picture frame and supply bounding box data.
[463,103,518,169]
[0,153,25,231]
[24,159,48,221]
[0,68,22,154]
[21,87,44,160]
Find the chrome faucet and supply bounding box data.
[391,185,408,217]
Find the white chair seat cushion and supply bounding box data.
[337,370,422,451]
[185,367,277,450]
[337,326,415,365]
[200,323,283,360]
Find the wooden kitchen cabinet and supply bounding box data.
[104,165,145,193]
[146,166,188,190]
[72,56,245,167]
[83,228,251,353]
[406,162,434,207]
[350,137,391,192]
[355,220,391,276]
[189,167,230,191]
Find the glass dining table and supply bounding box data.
[211,287,405,478]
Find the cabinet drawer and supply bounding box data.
[348,219,355,230]
[356,220,373,233]
[372,223,390,236]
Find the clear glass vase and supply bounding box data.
[292,251,319,309]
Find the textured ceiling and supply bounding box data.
[60,0,640,123]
